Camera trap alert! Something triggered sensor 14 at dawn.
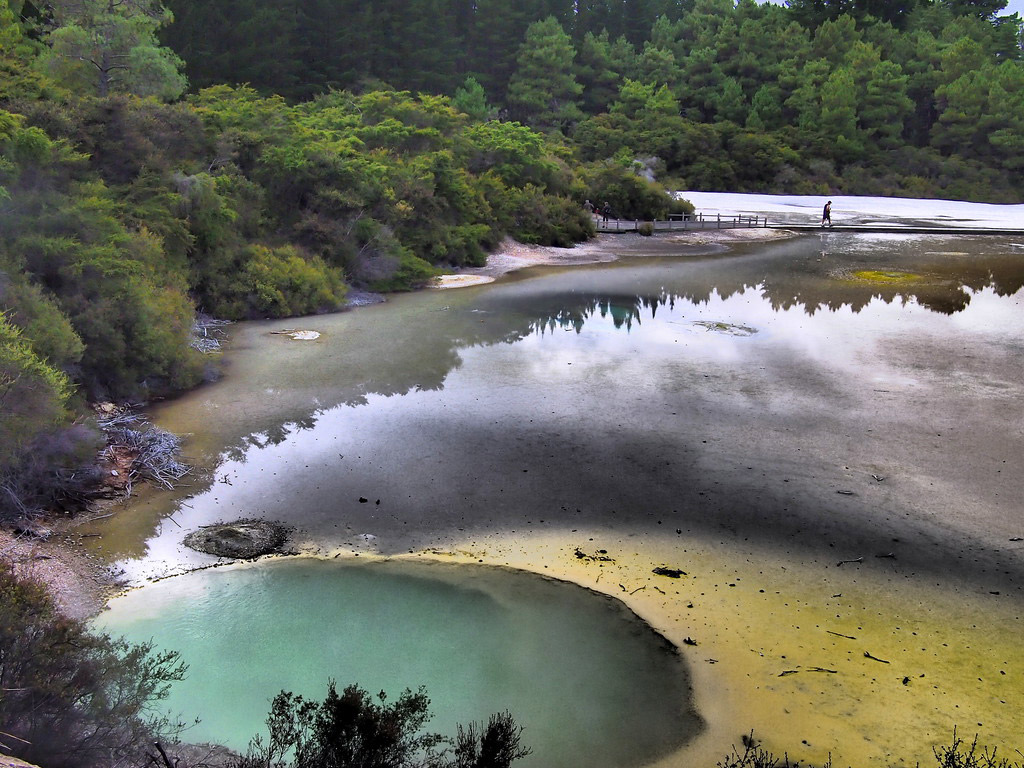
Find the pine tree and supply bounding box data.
[506,17,583,131]
[41,0,186,99]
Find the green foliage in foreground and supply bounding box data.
[232,682,530,768]
[0,562,529,768]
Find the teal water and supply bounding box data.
[99,558,700,767]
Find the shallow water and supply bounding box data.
[100,232,1024,586]
[99,558,698,768]
[91,225,1024,765]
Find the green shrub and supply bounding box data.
[0,562,187,768]
[231,681,530,768]
[0,312,73,470]
[582,161,683,220]
[512,186,594,246]
[238,244,347,318]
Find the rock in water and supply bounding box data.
[183,519,290,559]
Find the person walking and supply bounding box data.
[821,200,832,227]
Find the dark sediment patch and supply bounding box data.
[183,519,290,559]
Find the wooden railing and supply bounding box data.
[596,213,767,233]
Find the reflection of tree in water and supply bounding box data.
[762,253,1024,316]
[539,253,1024,329]
[490,252,1024,343]
[222,247,1024,455]
[529,294,671,334]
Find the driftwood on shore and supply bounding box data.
[97,408,191,493]
[189,315,232,354]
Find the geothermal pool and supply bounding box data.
[99,558,699,767]
[93,215,1024,766]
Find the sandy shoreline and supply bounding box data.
[431,229,794,288]
[11,225,1023,767]
[0,524,118,621]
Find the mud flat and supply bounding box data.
[416,527,1022,768]
[432,230,794,288]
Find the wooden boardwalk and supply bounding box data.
[596,213,766,233]
[596,214,1024,237]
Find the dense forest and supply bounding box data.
[0,0,1022,516]
[160,0,1024,197]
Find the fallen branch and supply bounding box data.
[780,667,837,677]
[837,556,864,566]
[190,316,231,353]
[827,630,857,640]
[96,411,144,429]
[101,416,192,492]
[864,651,890,664]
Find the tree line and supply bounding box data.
[156,0,1024,199]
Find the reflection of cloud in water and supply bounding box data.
[120,233,1024,573]
[174,235,1024,458]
